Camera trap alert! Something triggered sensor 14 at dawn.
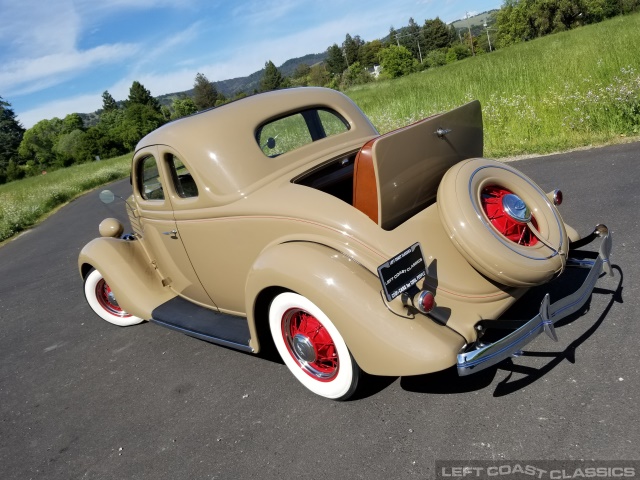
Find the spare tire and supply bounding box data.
[437,158,568,287]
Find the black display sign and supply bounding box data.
[377,243,426,302]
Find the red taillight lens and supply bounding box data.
[552,189,563,206]
[414,290,435,314]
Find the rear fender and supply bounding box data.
[78,237,175,320]
[245,241,464,376]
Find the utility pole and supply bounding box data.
[484,22,492,52]
[466,12,475,56]
[395,32,423,63]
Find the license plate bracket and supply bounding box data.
[377,243,426,302]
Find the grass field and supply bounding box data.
[0,154,131,243]
[1,13,639,243]
[349,13,640,157]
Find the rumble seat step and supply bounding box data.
[150,296,252,352]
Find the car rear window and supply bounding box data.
[256,108,349,157]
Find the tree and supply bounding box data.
[359,40,383,68]
[291,63,311,87]
[401,18,423,62]
[126,81,161,112]
[495,0,536,47]
[114,103,165,151]
[342,34,364,66]
[62,113,84,133]
[193,72,218,110]
[387,26,399,47]
[378,45,417,79]
[18,118,65,172]
[0,96,25,183]
[171,97,198,120]
[425,49,447,68]
[340,62,373,89]
[308,63,330,87]
[423,17,455,52]
[260,60,286,92]
[325,44,347,75]
[54,129,88,167]
[101,91,118,112]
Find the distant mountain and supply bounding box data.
[156,52,327,107]
[450,10,498,30]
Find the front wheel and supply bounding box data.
[268,292,360,400]
[83,268,143,326]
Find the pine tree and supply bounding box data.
[342,34,364,66]
[260,61,285,92]
[126,81,161,112]
[423,17,456,52]
[0,97,25,183]
[193,73,218,110]
[325,44,347,75]
[101,91,118,112]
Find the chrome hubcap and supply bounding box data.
[107,290,120,307]
[292,334,316,363]
[502,193,531,224]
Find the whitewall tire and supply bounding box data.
[83,269,143,326]
[269,292,360,400]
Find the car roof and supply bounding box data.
[135,88,379,201]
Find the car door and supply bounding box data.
[133,147,216,308]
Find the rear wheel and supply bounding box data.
[269,292,360,400]
[83,268,143,326]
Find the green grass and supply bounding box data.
[0,154,131,243]
[2,14,639,244]
[347,13,640,157]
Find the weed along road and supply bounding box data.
[1,143,639,479]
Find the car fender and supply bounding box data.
[78,237,175,320]
[245,241,465,376]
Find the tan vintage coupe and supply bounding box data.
[79,87,613,400]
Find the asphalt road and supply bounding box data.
[1,143,639,480]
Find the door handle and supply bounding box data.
[163,230,178,237]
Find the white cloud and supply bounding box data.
[17,93,103,128]
[0,0,80,57]
[231,0,302,25]
[0,43,141,96]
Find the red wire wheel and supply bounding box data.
[437,158,568,287]
[95,278,131,318]
[269,292,360,400]
[481,185,539,246]
[281,308,339,381]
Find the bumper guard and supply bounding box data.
[457,224,613,376]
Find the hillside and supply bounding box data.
[156,52,327,106]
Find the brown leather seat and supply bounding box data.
[352,137,379,224]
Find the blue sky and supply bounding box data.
[0,0,501,128]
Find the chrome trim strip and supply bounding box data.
[457,227,612,376]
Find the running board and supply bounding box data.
[150,296,253,353]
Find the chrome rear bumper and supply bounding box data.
[457,224,613,376]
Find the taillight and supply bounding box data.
[414,290,435,315]
[552,189,563,206]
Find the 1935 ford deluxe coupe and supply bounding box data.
[79,87,613,400]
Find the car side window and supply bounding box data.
[256,108,349,157]
[139,155,164,200]
[167,154,198,198]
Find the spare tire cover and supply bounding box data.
[437,158,568,287]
